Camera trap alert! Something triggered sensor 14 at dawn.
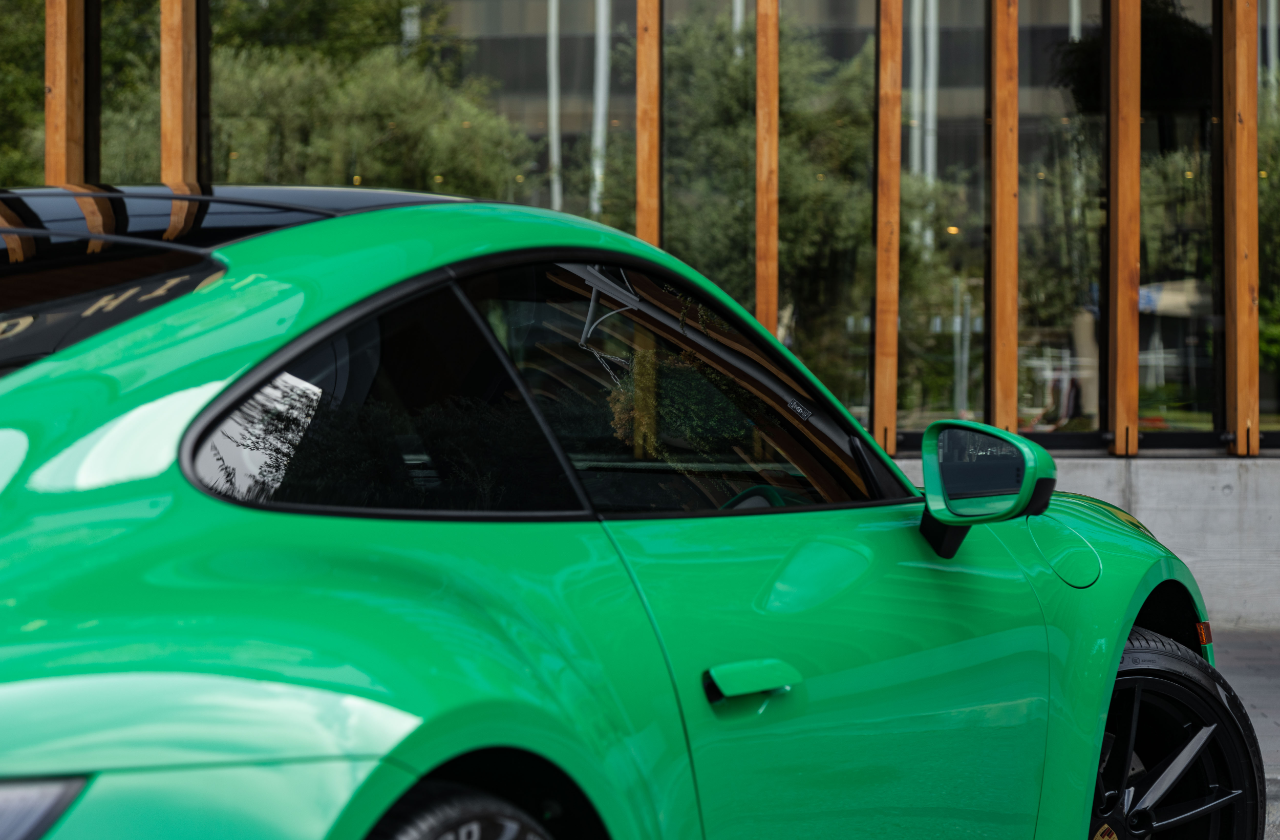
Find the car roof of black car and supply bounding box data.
[0,186,469,379]
[1,185,467,254]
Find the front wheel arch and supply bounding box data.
[367,748,610,840]
[1132,579,1207,659]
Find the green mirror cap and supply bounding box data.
[920,420,1057,527]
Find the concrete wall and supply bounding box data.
[894,457,1280,629]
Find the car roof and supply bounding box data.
[0,186,470,377]
[1,185,466,253]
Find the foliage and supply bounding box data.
[0,0,46,185]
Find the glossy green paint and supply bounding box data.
[920,420,1057,525]
[0,201,1212,840]
[605,504,1051,839]
[48,759,383,840]
[987,493,1209,840]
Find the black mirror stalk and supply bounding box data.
[920,507,970,559]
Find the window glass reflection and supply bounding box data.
[1017,0,1106,433]
[195,286,582,513]
[1138,0,1221,433]
[898,0,988,430]
[776,0,877,428]
[464,263,878,513]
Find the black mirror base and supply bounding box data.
[920,507,971,559]
[1026,478,1057,517]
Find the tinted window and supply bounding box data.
[463,264,877,514]
[193,285,582,513]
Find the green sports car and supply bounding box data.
[0,186,1265,840]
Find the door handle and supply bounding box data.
[703,658,803,703]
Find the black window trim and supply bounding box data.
[179,246,917,522]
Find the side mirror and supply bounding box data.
[919,420,1057,559]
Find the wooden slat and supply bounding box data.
[990,0,1019,432]
[872,0,903,455]
[635,0,661,246]
[1108,0,1141,456]
[756,0,779,335]
[0,202,36,263]
[161,0,202,238]
[161,0,198,188]
[44,0,85,186]
[1224,0,1260,455]
[65,184,116,254]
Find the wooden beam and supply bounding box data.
[873,0,903,455]
[161,0,205,238]
[1224,0,1260,455]
[1108,0,1141,456]
[0,201,36,263]
[635,0,661,246]
[989,0,1018,433]
[161,0,198,188]
[755,0,779,336]
[44,0,85,186]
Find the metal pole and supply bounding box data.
[733,0,745,57]
[1270,0,1278,110]
[909,0,924,174]
[1069,0,1081,42]
[924,0,938,184]
[589,0,611,216]
[953,277,964,413]
[548,0,563,211]
[960,290,972,415]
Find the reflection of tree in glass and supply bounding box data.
[205,372,322,502]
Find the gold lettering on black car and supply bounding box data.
[138,275,190,301]
[0,316,34,340]
[82,287,141,317]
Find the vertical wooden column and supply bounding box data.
[756,0,780,335]
[989,0,1019,432]
[635,0,662,246]
[161,0,210,238]
[45,0,85,185]
[1108,0,1141,456]
[872,0,903,455]
[1224,0,1260,455]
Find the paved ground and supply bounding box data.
[1210,630,1280,837]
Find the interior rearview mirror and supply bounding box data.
[919,420,1057,559]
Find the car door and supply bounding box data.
[462,259,1051,839]
[186,278,701,840]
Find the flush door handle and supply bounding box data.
[702,658,803,703]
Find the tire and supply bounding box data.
[380,787,553,840]
[1090,627,1266,839]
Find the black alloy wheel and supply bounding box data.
[374,786,553,840]
[1090,628,1265,839]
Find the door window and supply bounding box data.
[462,263,880,514]
[192,285,582,513]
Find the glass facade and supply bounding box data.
[898,0,988,430]
[661,0,756,302]
[1017,0,1106,434]
[1260,0,1280,430]
[776,0,877,425]
[209,0,635,224]
[0,0,44,185]
[99,0,162,184]
[1138,0,1222,434]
